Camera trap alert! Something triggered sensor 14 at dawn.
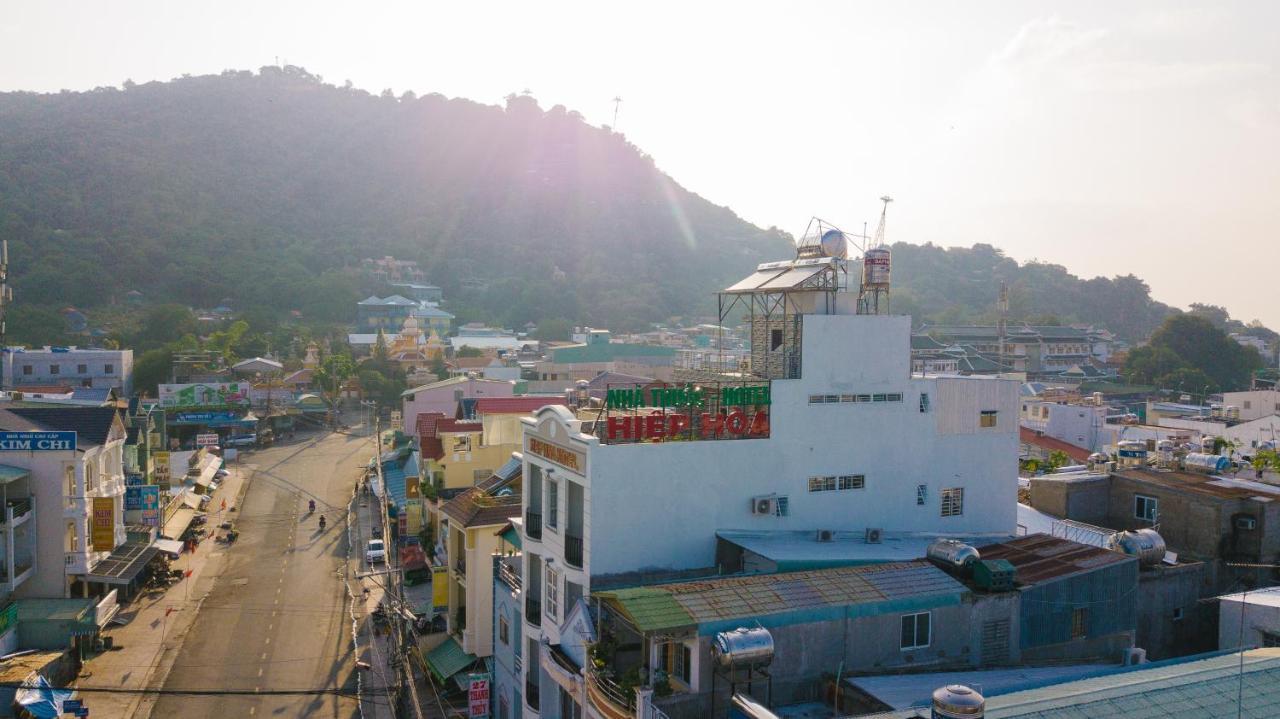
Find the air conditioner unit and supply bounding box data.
[1236,516,1258,530]
[816,529,834,543]
[865,528,883,544]
[751,496,775,516]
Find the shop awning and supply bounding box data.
[0,464,31,485]
[181,492,206,510]
[85,541,158,585]
[162,507,197,539]
[154,538,185,556]
[424,636,478,683]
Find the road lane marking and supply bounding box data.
[265,637,270,645]
[262,652,268,660]
[249,708,256,716]
[258,667,264,677]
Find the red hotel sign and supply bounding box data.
[606,409,769,441]
[528,437,583,472]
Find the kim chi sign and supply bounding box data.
[0,431,77,451]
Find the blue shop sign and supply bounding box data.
[172,411,241,425]
[125,486,143,510]
[0,431,76,451]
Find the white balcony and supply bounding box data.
[64,552,89,575]
[64,496,90,519]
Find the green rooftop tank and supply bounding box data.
[972,559,1016,591]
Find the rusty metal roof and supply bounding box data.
[1113,469,1280,502]
[977,534,1132,585]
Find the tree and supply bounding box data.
[314,354,354,408]
[533,318,572,342]
[1145,314,1264,391]
[133,348,174,396]
[455,346,483,358]
[1047,450,1072,471]
[134,304,197,350]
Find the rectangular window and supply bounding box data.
[77,364,88,374]
[808,476,835,492]
[920,393,931,412]
[840,394,856,403]
[499,615,510,645]
[916,484,927,506]
[1244,401,1252,410]
[770,329,783,351]
[774,496,789,516]
[49,364,60,375]
[1134,494,1158,522]
[21,365,31,376]
[886,393,903,402]
[941,488,964,517]
[545,566,560,622]
[872,393,887,402]
[104,363,114,374]
[857,394,871,403]
[547,480,559,530]
[1071,608,1088,639]
[659,642,692,684]
[808,395,826,404]
[980,410,998,428]
[823,395,838,403]
[900,612,931,649]
[838,474,865,490]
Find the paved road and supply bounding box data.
[146,430,371,718]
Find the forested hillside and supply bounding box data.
[0,66,788,334]
[0,67,1265,346]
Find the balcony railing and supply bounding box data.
[3,498,32,524]
[587,666,637,719]
[565,534,583,568]
[498,560,523,591]
[525,596,542,626]
[64,552,89,574]
[525,677,540,709]
[526,510,542,540]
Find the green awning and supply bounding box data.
[499,524,522,550]
[595,587,694,633]
[0,465,31,485]
[425,636,478,683]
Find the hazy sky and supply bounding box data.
[2,1,1277,327]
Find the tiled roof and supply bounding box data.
[1,407,121,446]
[976,534,1133,585]
[437,419,481,434]
[473,397,567,415]
[476,456,522,492]
[416,412,447,438]
[1018,428,1091,463]
[441,487,521,528]
[597,561,965,633]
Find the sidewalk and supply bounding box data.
[79,455,256,719]
[350,484,404,719]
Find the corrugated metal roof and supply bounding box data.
[599,562,963,633]
[977,534,1132,585]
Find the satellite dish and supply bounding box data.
[819,229,848,259]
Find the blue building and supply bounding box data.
[493,527,524,718]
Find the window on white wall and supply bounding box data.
[916,485,927,505]
[546,479,559,530]
[980,410,998,428]
[1134,494,1158,522]
[900,612,931,649]
[941,488,964,517]
[545,566,560,621]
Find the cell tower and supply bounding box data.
[858,196,893,315]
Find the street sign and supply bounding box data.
[62,699,82,711]
[91,497,115,551]
[153,451,171,492]
[467,673,490,718]
[196,433,219,447]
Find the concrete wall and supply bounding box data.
[1029,475,1110,524]
[1220,594,1280,650]
[399,378,514,434]
[1137,562,1215,660]
[492,560,524,719]
[4,348,134,396]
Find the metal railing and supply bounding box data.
[4,498,32,524]
[565,534,584,568]
[525,596,542,626]
[498,560,523,591]
[526,510,543,540]
[588,666,637,713]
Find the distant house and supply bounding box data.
[356,295,454,336]
[399,375,515,435]
[124,289,144,305]
[61,308,88,334]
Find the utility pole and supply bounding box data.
[0,239,9,391]
[611,96,622,129]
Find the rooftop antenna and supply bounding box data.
[611,96,622,129]
[871,195,893,248]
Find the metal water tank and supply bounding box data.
[1155,440,1176,468]
[927,539,981,574]
[712,627,775,669]
[862,247,892,287]
[1184,452,1229,474]
[1117,440,1148,467]
[932,684,985,718]
[1087,452,1109,471]
[1116,529,1166,567]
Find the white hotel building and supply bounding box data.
[507,251,1019,718]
